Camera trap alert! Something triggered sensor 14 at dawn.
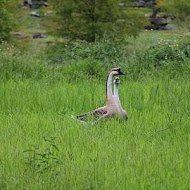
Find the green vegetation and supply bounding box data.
[0,77,189,189]
[50,0,149,41]
[0,0,15,41]
[0,0,190,189]
[157,0,190,21]
[0,29,190,189]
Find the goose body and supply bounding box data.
[113,78,128,120]
[75,68,127,121]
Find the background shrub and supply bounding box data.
[0,4,13,41]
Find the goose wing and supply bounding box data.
[75,106,108,121]
[92,106,108,117]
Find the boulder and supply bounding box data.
[23,0,48,8]
[145,14,169,30]
[33,33,45,39]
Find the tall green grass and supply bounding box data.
[0,31,190,189]
[0,78,189,189]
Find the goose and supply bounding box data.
[75,68,126,122]
[113,77,128,120]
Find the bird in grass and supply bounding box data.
[74,68,127,122]
[113,77,128,120]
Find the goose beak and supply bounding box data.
[118,70,125,75]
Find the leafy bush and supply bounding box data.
[0,4,13,41]
[157,0,190,22]
[0,0,19,42]
[46,41,127,66]
[0,36,189,82]
[0,41,49,80]
[122,37,190,80]
[136,39,190,67]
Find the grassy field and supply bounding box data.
[0,29,190,189]
[0,77,189,189]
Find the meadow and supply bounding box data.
[0,30,190,189]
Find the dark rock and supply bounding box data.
[23,0,48,8]
[151,15,168,30]
[33,33,45,39]
[145,13,169,30]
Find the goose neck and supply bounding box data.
[106,72,114,103]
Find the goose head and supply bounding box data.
[114,77,120,85]
[111,68,125,76]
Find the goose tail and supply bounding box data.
[71,112,92,122]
